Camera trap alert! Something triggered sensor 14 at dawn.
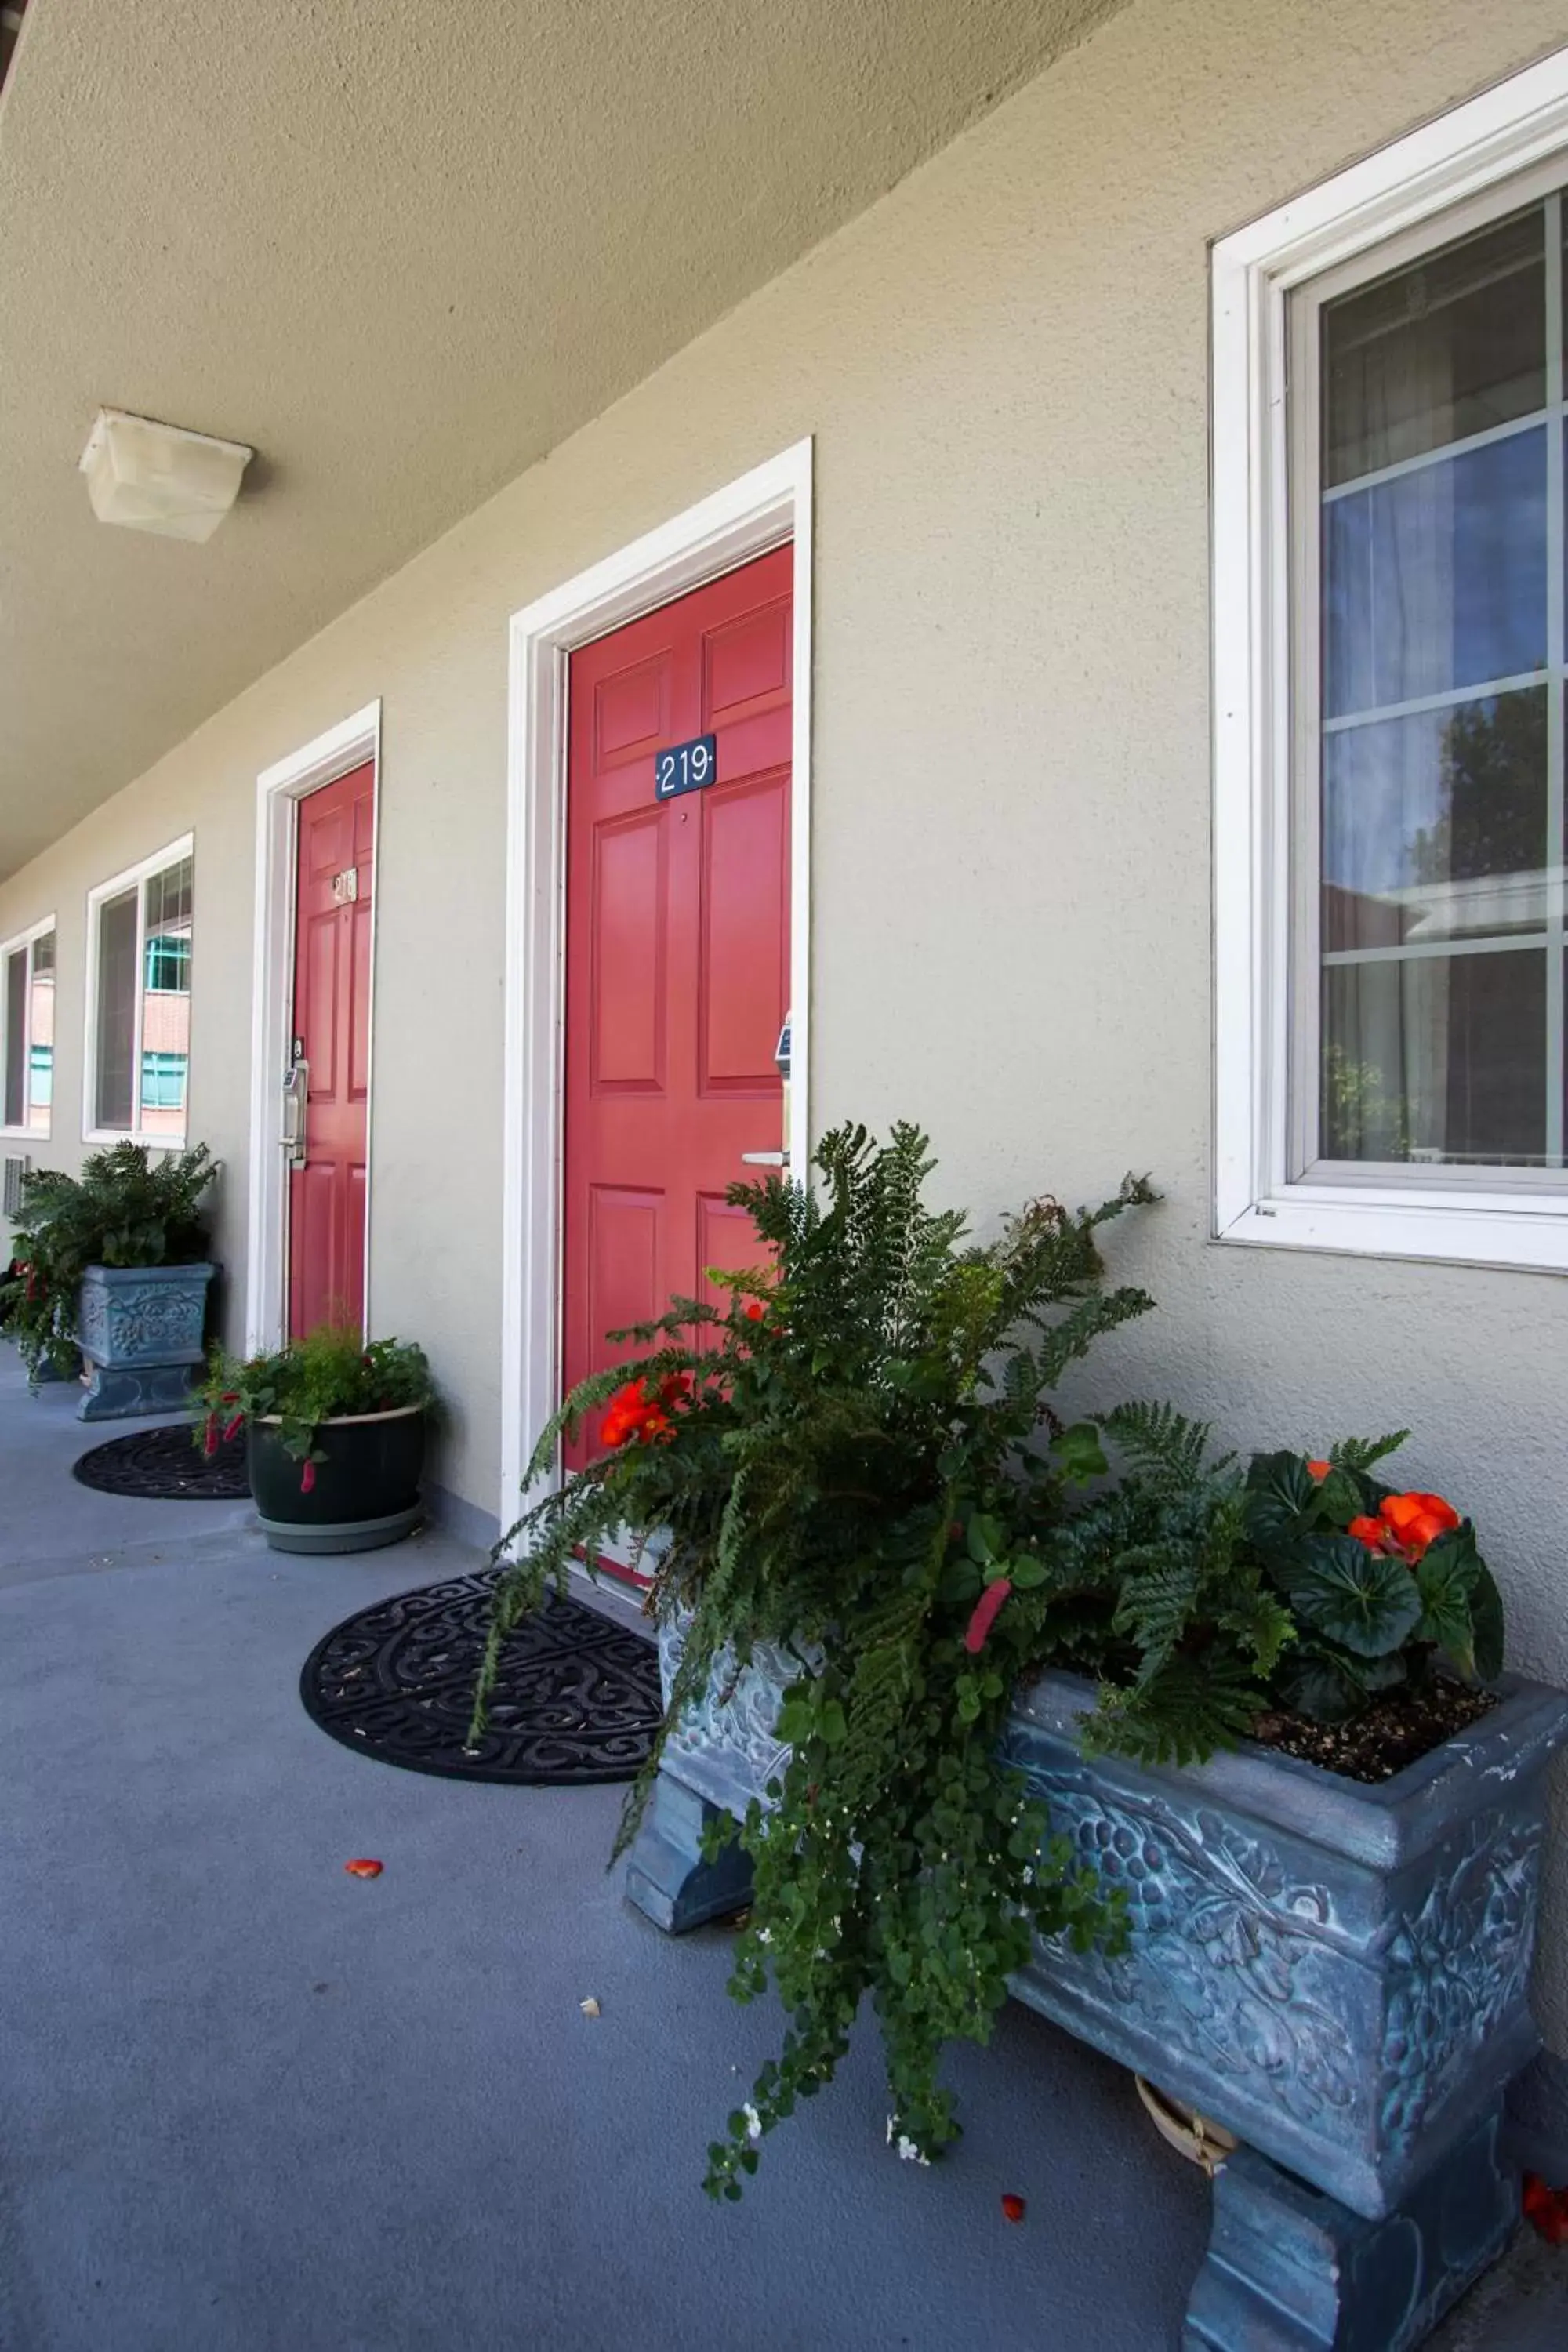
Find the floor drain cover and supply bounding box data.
[299,1573,662,1784]
[71,1421,250,1501]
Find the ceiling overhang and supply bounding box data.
[0,0,1118,881]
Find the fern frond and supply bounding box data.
[1330,1430,1411,1475]
[1102,1399,1218,1487]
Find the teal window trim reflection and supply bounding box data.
[140,1050,189,1111]
[144,934,191,994]
[28,1044,52,1109]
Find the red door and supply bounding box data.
[288,761,374,1340]
[562,546,792,1469]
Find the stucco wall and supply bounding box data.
[4,0,1568,2042]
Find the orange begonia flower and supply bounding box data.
[1348,1515,1389,1550]
[1307,1460,1332,1481]
[1379,1491,1461,1561]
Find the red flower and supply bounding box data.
[964,1578,1013,1654]
[1347,1515,1388,1551]
[1523,2172,1568,2245]
[1000,2193,1026,2224]
[601,1379,651,1449]
[301,1458,317,1495]
[1379,1491,1460,1563]
[602,1374,690,1450]
[743,1300,766,1323]
[203,1414,219,1460]
[222,1414,244,1445]
[1306,1459,1332,1481]
[343,1858,383,1879]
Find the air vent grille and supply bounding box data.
[2,1154,28,1220]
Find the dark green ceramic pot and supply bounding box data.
[248,1403,426,1554]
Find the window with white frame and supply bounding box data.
[0,918,55,1138]
[85,840,193,1144]
[1214,53,1568,1271]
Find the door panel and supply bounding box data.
[562,546,792,1479]
[288,760,375,1341]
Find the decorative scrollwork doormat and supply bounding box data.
[71,1421,251,1501]
[299,1573,662,1784]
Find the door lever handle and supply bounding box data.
[281,1058,309,1170]
[740,1151,789,1167]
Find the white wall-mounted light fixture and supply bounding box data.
[78,408,254,543]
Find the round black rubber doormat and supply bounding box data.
[299,1572,663,1784]
[71,1421,252,1501]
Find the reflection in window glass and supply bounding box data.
[2,946,24,1129]
[92,852,194,1138]
[1323,205,1545,485]
[95,888,139,1131]
[1323,429,1547,718]
[1323,689,1547,949]
[139,856,191,1140]
[1314,191,1565,1169]
[27,929,53,1133]
[2,931,55,1134]
[1323,949,1546,1165]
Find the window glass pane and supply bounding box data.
[139,1051,189,1113]
[139,856,191,1139]
[1309,192,1563,1178]
[1322,949,1547,1166]
[94,888,139,1131]
[27,930,53,1133]
[1323,687,1548,949]
[1324,205,1544,487]
[3,946,25,1128]
[1323,427,1546,718]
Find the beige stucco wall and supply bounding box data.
[5,0,1568,2042]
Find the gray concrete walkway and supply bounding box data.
[0,1346,1561,2350]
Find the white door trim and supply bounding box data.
[245,700,383,1354]
[499,438,814,1543]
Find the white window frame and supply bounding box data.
[82,832,195,1147]
[1214,45,1568,1275]
[0,912,56,1142]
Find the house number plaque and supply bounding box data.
[654,735,717,800]
[331,866,359,904]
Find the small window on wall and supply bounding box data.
[1214,56,1568,1271]
[0,919,56,1138]
[85,840,193,1144]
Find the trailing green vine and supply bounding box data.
[474,1123,1157,2196]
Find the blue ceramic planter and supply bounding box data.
[626,1621,1568,2351]
[74,1261,216,1421]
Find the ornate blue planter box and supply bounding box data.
[1002,1669,1568,2220]
[75,1261,216,1421]
[627,1622,1568,2350]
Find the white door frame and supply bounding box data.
[499,439,814,1542]
[245,700,383,1354]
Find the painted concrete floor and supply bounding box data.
[1,1346,1563,2352]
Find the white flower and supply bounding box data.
[742,2103,763,2144]
[896,2136,931,2167]
[755,1926,772,1945]
[1022,1866,1034,1886]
